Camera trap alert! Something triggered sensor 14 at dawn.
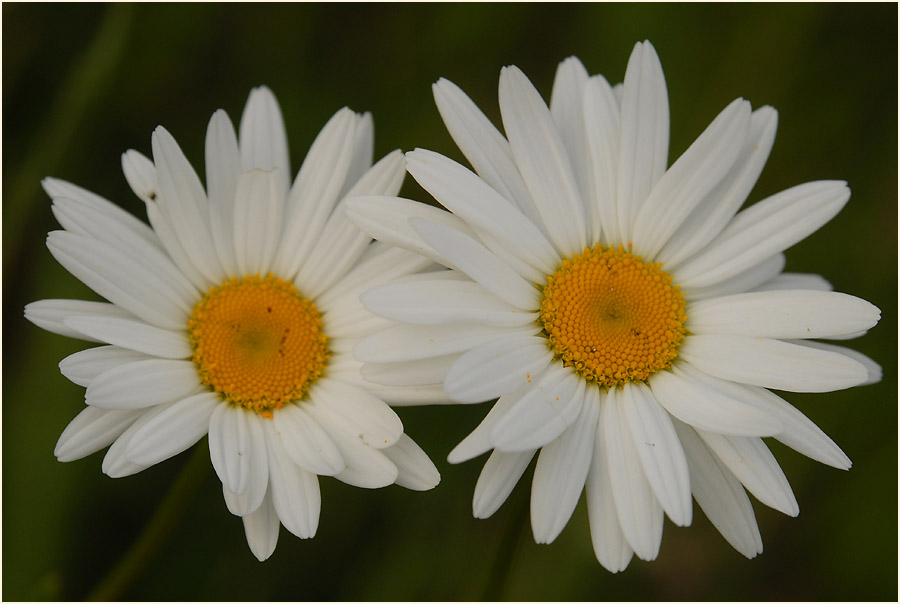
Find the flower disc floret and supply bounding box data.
[188,273,329,415]
[539,243,687,388]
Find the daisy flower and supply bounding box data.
[345,41,882,571]
[25,87,442,561]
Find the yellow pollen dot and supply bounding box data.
[539,243,687,388]
[188,273,329,414]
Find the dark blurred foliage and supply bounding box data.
[3,3,896,601]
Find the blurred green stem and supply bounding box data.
[481,482,530,601]
[86,445,209,602]
[3,3,134,276]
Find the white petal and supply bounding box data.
[339,112,375,197]
[261,420,320,539]
[342,148,406,199]
[674,181,850,288]
[684,368,851,469]
[601,388,665,560]
[632,98,751,258]
[616,40,669,243]
[659,106,778,268]
[444,335,553,403]
[355,322,536,363]
[63,315,191,359]
[205,109,241,277]
[410,217,540,309]
[753,272,832,292]
[241,492,279,561]
[145,200,213,290]
[361,278,537,328]
[121,150,161,206]
[688,290,880,339]
[55,406,143,462]
[369,385,454,407]
[672,419,763,558]
[583,74,621,245]
[447,386,527,464]
[490,364,585,452]
[472,449,535,519]
[304,399,398,488]
[209,404,254,495]
[43,176,160,250]
[46,231,189,330]
[25,299,135,342]
[679,334,869,392]
[50,194,197,306]
[272,403,344,475]
[585,387,634,573]
[59,346,153,387]
[381,433,441,491]
[550,56,592,210]
[307,379,403,449]
[218,410,269,515]
[273,108,356,279]
[294,152,405,299]
[683,254,785,302]
[239,86,291,192]
[499,65,588,254]
[126,392,219,465]
[530,391,598,544]
[151,126,223,283]
[86,359,200,409]
[344,196,474,270]
[102,402,175,477]
[362,353,459,387]
[405,149,558,275]
[789,339,881,385]
[233,168,285,276]
[620,383,691,526]
[696,431,798,516]
[650,363,782,436]
[432,77,543,227]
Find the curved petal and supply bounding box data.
[126,392,219,466]
[55,406,143,462]
[472,448,535,519]
[382,433,440,491]
[530,390,599,544]
[447,386,528,464]
[59,345,153,387]
[86,359,200,409]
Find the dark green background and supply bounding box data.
[3,3,897,601]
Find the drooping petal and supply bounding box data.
[241,492,279,561]
[261,420,321,539]
[672,419,763,558]
[530,391,599,544]
[55,406,143,462]
[472,448,536,519]
[649,365,783,436]
[490,364,585,452]
[272,403,344,476]
[382,433,441,491]
[695,431,799,517]
[620,383,692,527]
[602,387,665,561]
[126,392,219,466]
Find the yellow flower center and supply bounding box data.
[188,274,329,416]
[539,243,686,388]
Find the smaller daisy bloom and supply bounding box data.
[346,41,882,571]
[25,87,442,561]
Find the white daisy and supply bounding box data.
[345,41,882,571]
[25,86,442,561]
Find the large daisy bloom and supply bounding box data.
[25,87,442,561]
[345,41,882,571]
